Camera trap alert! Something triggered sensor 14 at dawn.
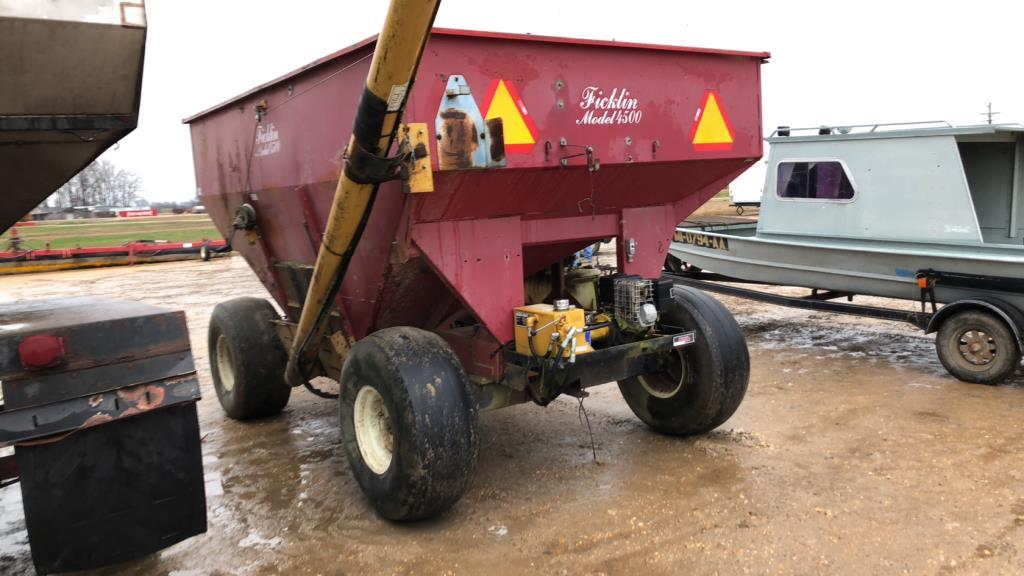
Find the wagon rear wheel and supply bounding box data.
[339,327,479,521]
[208,297,291,419]
[936,310,1021,385]
[618,285,749,435]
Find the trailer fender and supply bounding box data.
[926,298,1024,352]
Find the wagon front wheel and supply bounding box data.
[618,285,749,435]
[936,309,1021,385]
[339,327,479,521]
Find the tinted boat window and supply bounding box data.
[777,161,855,200]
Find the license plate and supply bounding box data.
[673,230,729,251]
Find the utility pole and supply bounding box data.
[982,102,1000,125]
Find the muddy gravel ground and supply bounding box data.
[2,253,1024,576]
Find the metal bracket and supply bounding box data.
[232,203,258,230]
[400,123,434,193]
[343,138,411,185]
[559,139,600,172]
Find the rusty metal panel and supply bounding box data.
[0,376,200,447]
[0,296,203,445]
[435,75,506,170]
[3,352,194,411]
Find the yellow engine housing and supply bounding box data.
[513,304,593,358]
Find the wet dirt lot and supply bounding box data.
[2,254,1024,575]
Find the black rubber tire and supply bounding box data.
[208,297,291,420]
[935,309,1021,385]
[665,254,685,274]
[618,285,749,435]
[339,327,479,521]
[199,243,211,262]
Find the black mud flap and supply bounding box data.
[16,403,206,574]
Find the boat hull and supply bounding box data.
[670,224,1024,311]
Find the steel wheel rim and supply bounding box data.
[956,328,997,368]
[215,334,236,392]
[353,386,394,475]
[638,349,686,399]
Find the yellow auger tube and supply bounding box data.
[285,0,441,387]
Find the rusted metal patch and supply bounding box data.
[434,75,506,170]
[487,118,506,164]
[0,376,201,448]
[438,108,479,170]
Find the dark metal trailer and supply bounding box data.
[0,298,206,573]
[0,3,208,572]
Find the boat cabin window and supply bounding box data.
[776,161,855,201]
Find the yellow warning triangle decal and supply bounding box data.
[484,80,538,152]
[691,90,734,151]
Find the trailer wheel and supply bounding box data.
[664,255,703,277]
[935,310,1021,385]
[618,285,749,435]
[339,327,479,521]
[199,243,211,261]
[665,254,685,274]
[208,297,291,419]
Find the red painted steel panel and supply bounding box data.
[411,217,525,343]
[187,30,765,346]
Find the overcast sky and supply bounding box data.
[102,0,1024,202]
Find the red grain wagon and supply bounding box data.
[188,20,767,520]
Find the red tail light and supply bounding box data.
[18,335,65,370]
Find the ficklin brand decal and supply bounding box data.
[254,123,281,157]
[576,86,643,126]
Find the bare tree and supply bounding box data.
[50,159,144,208]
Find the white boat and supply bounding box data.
[669,122,1024,384]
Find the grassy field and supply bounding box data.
[2,214,221,250]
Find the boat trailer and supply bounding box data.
[667,268,1024,384]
